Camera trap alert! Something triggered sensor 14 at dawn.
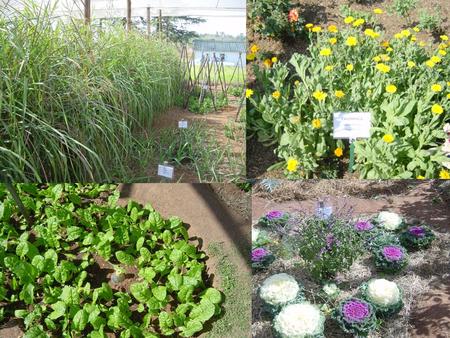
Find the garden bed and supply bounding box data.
[251,180,449,337]
[247,0,450,179]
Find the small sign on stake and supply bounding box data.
[333,112,372,173]
[157,162,174,180]
[178,119,188,129]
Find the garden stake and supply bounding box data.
[349,138,356,173]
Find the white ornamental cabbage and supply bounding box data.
[322,283,340,298]
[377,211,403,230]
[273,303,325,338]
[260,273,299,306]
[252,227,261,242]
[366,279,401,306]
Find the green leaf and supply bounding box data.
[178,285,194,303]
[130,282,152,303]
[66,226,83,241]
[189,300,215,323]
[180,319,203,337]
[152,286,167,302]
[19,283,34,305]
[168,273,183,291]
[72,309,89,331]
[138,267,156,283]
[48,301,66,320]
[201,288,222,304]
[16,241,29,258]
[136,237,145,251]
[116,251,135,266]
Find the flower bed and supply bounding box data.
[247,11,450,179]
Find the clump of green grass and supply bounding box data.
[0,0,181,182]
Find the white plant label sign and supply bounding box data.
[178,120,188,129]
[157,164,174,179]
[333,112,371,139]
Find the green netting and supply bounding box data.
[192,39,245,53]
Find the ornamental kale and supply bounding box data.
[251,247,275,270]
[400,225,435,250]
[258,210,290,228]
[373,244,408,273]
[333,298,377,337]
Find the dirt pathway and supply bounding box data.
[252,182,450,338]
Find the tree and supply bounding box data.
[153,16,206,43]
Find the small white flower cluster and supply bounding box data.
[260,273,299,306]
[366,279,401,307]
[274,302,325,338]
[377,211,403,230]
[252,226,261,242]
[322,283,340,298]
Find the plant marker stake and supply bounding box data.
[158,161,174,182]
[349,138,356,173]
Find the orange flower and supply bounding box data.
[288,8,299,23]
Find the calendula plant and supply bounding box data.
[0,184,222,337]
[247,13,450,179]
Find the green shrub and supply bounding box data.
[248,0,304,39]
[297,216,363,280]
[418,8,443,33]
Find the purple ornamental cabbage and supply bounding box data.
[251,248,268,262]
[354,220,374,231]
[266,210,284,220]
[342,299,371,323]
[408,226,425,237]
[382,246,404,261]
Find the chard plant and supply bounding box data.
[0,183,223,337]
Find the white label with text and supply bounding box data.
[157,164,174,179]
[333,112,371,139]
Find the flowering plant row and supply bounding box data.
[258,273,404,337]
[247,15,450,179]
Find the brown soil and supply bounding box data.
[246,0,450,179]
[251,180,450,338]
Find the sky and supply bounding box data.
[189,17,245,36]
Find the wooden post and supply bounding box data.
[159,9,162,35]
[127,0,131,32]
[146,7,151,36]
[84,0,91,24]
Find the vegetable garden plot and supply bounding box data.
[247,1,450,179]
[251,182,450,338]
[0,184,223,337]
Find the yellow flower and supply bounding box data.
[320,48,332,56]
[401,29,411,38]
[425,60,436,68]
[312,26,322,33]
[305,23,314,29]
[383,134,395,143]
[328,25,338,33]
[346,36,358,47]
[386,47,393,52]
[417,175,425,180]
[344,16,354,24]
[373,8,383,14]
[381,41,390,48]
[413,26,420,32]
[373,55,382,63]
[312,90,327,101]
[431,56,442,63]
[287,158,299,172]
[431,104,443,115]
[324,65,334,71]
[431,84,442,92]
[312,119,322,129]
[419,41,426,47]
[447,93,450,99]
[448,82,450,86]
[410,35,417,42]
[407,61,416,68]
[335,90,345,98]
[334,147,343,157]
[329,37,337,45]
[290,116,300,124]
[250,44,259,54]
[439,49,447,56]
[272,90,281,100]
[375,63,391,73]
[353,18,365,27]
[246,53,256,61]
[295,80,300,86]
[386,84,397,94]
[440,35,449,41]
[272,57,278,63]
[439,43,448,49]
[394,33,402,39]
[263,58,273,68]
[346,64,354,71]
[364,29,379,38]
[439,169,450,179]
[245,89,254,98]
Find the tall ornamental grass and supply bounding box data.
[0,1,181,181]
